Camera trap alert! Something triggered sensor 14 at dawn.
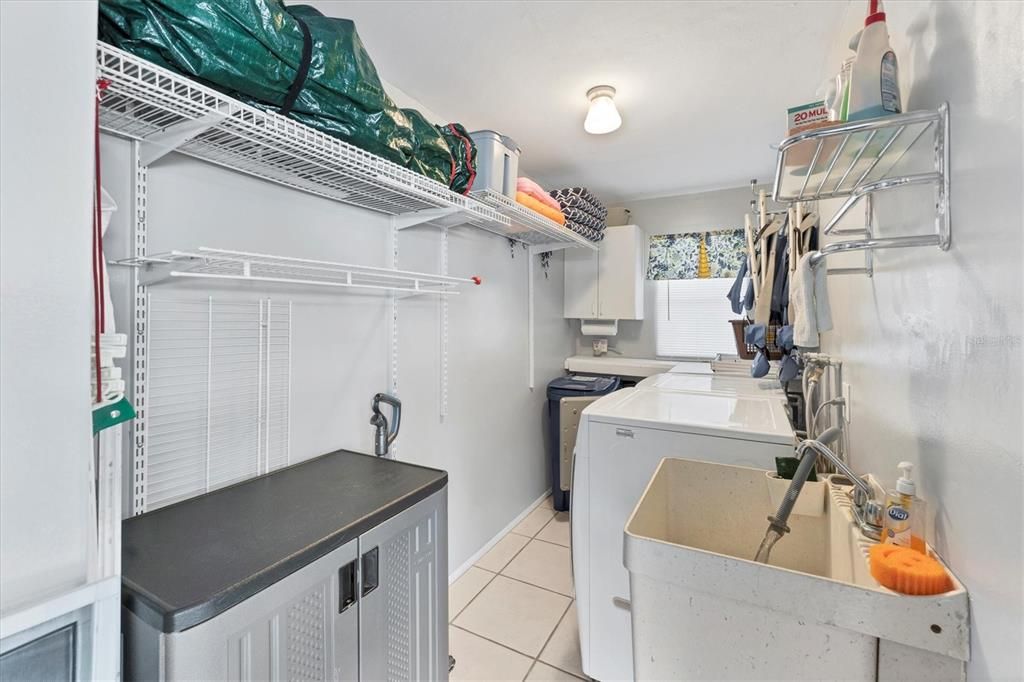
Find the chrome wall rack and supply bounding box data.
[773,104,950,275]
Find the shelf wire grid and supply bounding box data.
[470,189,600,251]
[96,42,504,229]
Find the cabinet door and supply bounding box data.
[563,247,599,319]
[359,490,448,682]
[597,225,644,320]
[166,537,361,681]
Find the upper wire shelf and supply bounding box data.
[469,189,600,252]
[95,43,505,230]
[772,104,950,274]
[116,247,481,296]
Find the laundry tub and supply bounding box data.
[624,458,969,681]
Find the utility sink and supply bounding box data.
[624,458,969,681]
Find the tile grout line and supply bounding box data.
[453,526,538,624]
[498,570,575,600]
[523,599,582,682]
[449,566,499,624]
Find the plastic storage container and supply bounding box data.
[546,374,620,511]
[469,130,520,199]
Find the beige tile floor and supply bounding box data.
[449,496,587,681]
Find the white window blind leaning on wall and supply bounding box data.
[143,295,291,512]
[654,278,738,358]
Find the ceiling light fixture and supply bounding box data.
[584,85,621,135]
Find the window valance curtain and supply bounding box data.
[647,229,746,280]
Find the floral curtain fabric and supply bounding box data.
[647,229,746,280]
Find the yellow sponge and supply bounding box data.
[869,544,952,595]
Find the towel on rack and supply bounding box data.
[516,191,566,225]
[562,207,605,231]
[516,177,562,212]
[549,187,608,221]
[791,252,833,348]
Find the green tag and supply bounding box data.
[92,396,135,434]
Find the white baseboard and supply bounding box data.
[449,489,552,584]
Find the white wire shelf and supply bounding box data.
[470,189,600,252]
[773,104,951,273]
[116,248,481,296]
[96,42,504,230]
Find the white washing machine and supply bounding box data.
[637,371,787,399]
[665,360,714,375]
[571,387,795,682]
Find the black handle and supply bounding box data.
[361,547,379,597]
[339,559,357,613]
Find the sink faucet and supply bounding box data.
[754,426,882,564]
[370,393,401,457]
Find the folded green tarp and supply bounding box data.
[99,0,475,192]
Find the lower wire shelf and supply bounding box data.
[115,247,481,296]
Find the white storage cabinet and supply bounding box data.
[564,224,645,321]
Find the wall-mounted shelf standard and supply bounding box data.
[470,189,600,253]
[116,248,480,297]
[96,42,504,231]
[772,104,950,275]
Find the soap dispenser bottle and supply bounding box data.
[882,461,926,553]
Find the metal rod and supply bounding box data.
[822,172,942,234]
[835,129,878,191]
[813,133,851,197]
[810,234,942,267]
[798,139,825,198]
[851,124,906,187]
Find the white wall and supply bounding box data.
[0,1,98,615]
[574,185,776,358]
[101,144,574,575]
[819,2,1023,679]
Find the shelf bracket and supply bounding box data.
[392,206,461,230]
[138,109,228,167]
[529,242,580,255]
[136,258,203,286]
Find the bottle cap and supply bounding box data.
[896,461,915,495]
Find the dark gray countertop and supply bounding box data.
[122,449,447,633]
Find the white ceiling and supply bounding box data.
[309,1,851,202]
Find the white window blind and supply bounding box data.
[654,278,738,358]
[142,295,291,512]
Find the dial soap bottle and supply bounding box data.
[882,461,926,553]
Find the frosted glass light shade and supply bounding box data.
[584,85,621,135]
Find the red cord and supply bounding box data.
[93,79,110,404]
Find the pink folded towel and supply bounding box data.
[517,177,562,212]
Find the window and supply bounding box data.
[647,229,746,359]
[653,278,738,358]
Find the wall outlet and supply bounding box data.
[842,382,852,423]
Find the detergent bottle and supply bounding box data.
[847,0,902,121]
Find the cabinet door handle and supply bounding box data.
[339,559,358,613]
[361,547,379,598]
[615,428,634,438]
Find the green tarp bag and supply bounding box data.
[437,122,478,196]
[99,0,464,189]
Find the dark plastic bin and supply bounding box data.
[546,375,620,511]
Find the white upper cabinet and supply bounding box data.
[564,225,645,321]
